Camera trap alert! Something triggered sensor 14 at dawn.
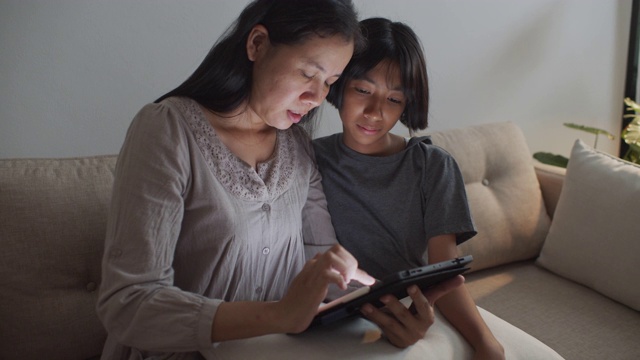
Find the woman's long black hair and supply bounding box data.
[156,0,363,126]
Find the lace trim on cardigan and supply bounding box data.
[171,97,296,201]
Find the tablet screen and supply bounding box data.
[309,255,473,328]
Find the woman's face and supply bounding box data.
[247,26,354,130]
[339,60,407,155]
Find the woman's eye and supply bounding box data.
[302,72,314,80]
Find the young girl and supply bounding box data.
[96,1,375,359]
[314,18,505,357]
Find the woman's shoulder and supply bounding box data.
[281,124,317,162]
[122,97,199,154]
[287,124,312,140]
[132,97,190,125]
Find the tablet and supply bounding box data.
[309,255,473,328]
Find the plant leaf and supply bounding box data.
[533,152,569,168]
[622,145,640,164]
[624,97,640,112]
[623,123,640,146]
[563,123,615,140]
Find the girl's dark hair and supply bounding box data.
[327,17,430,132]
[156,0,363,125]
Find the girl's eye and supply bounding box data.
[355,87,370,94]
[388,97,403,104]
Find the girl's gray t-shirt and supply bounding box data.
[313,134,476,279]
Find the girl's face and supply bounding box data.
[247,26,354,130]
[339,60,407,155]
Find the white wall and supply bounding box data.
[0,0,632,158]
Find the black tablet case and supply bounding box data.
[309,255,473,328]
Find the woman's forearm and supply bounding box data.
[211,301,290,342]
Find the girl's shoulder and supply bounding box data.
[311,133,340,151]
[407,136,460,167]
[408,136,448,155]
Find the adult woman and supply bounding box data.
[314,18,505,358]
[96,1,374,359]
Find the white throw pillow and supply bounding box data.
[537,139,640,311]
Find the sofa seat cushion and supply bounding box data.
[429,122,551,272]
[202,304,562,359]
[537,139,640,310]
[0,155,117,360]
[466,261,640,360]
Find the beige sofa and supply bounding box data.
[1,122,638,360]
[428,123,640,360]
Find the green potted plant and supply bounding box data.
[533,123,615,168]
[533,98,640,167]
[621,97,640,164]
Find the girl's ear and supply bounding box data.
[246,24,270,62]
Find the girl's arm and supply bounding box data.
[428,234,505,360]
[359,275,463,348]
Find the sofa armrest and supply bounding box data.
[534,162,566,219]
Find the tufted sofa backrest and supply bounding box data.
[0,155,117,360]
[428,122,551,272]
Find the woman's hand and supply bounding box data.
[277,244,375,334]
[360,275,464,348]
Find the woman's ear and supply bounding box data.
[246,24,270,62]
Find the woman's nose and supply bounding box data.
[301,81,327,107]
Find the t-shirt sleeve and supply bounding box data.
[96,101,220,352]
[422,145,477,245]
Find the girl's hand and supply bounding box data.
[360,275,464,348]
[277,244,374,333]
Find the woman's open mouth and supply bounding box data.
[288,110,303,124]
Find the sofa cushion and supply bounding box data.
[537,139,640,311]
[466,261,640,359]
[429,122,551,272]
[204,305,562,359]
[0,155,117,360]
